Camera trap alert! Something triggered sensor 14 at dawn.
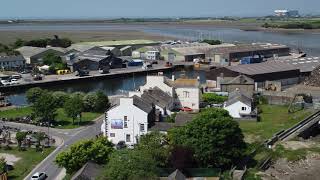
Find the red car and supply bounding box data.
[180,107,193,112]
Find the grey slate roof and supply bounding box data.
[71,161,103,180]
[168,169,186,180]
[225,90,252,107]
[222,75,254,85]
[0,55,25,62]
[132,95,153,114]
[226,62,299,75]
[141,87,173,109]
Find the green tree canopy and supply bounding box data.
[26,87,46,104]
[136,131,169,167]
[168,108,246,168]
[52,91,70,107]
[104,149,158,180]
[94,91,110,112]
[202,93,228,104]
[32,91,58,124]
[16,131,27,150]
[64,95,84,125]
[55,137,113,173]
[0,157,6,174]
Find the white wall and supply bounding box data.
[224,101,251,118]
[175,87,200,110]
[140,76,174,96]
[105,98,148,146]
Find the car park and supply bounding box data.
[10,79,19,85]
[0,80,10,86]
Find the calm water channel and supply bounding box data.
[2,23,320,105]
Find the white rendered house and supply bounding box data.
[224,90,252,118]
[102,96,155,146]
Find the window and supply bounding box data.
[183,91,190,98]
[110,133,115,137]
[140,124,145,132]
[126,134,131,142]
[124,116,128,128]
[242,107,247,111]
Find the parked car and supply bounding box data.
[11,74,22,79]
[99,66,110,74]
[10,79,19,85]
[180,107,193,112]
[0,80,10,86]
[31,172,47,180]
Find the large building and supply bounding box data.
[0,55,25,70]
[207,62,301,89]
[274,10,299,17]
[17,46,67,64]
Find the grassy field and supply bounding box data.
[0,30,170,45]
[239,105,313,142]
[0,107,102,129]
[0,147,55,180]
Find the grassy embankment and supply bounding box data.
[239,104,313,142]
[239,105,315,179]
[0,106,101,129]
[0,147,55,180]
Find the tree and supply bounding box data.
[104,149,158,180]
[93,91,110,112]
[52,91,70,107]
[169,146,196,172]
[14,38,25,48]
[16,131,27,151]
[202,93,228,104]
[56,139,93,173]
[26,87,45,104]
[88,137,114,164]
[168,108,246,169]
[64,95,84,125]
[55,137,113,173]
[33,132,46,151]
[83,93,97,112]
[32,91,58,124]
[136,131,169,167]
[0,157,6,174]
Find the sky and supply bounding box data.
[0,0,320,19]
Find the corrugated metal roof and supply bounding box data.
[226,62,299,75]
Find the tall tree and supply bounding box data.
[168,108,246,169]
[16,131,27,151]
[64,95,84,125]
[26,87,45,104]
[33,132,46,151]
[94,91,110,112]
[104,149,158,180]
[32,92,58,124]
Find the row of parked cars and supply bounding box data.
[0,74,22,86]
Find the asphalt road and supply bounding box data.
[1,115,104,180]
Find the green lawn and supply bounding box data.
[0,107,32,118]
[0,147,55,180]
[239,105,313,142]
[0,107,102,129]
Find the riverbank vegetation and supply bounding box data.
[0,87,108,129]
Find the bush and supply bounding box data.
[202,93,227,104]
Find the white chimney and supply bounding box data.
[197,76,200,81]
[172,75,175,81]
